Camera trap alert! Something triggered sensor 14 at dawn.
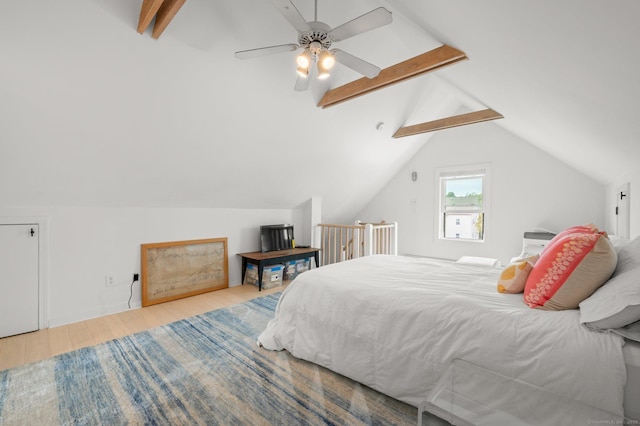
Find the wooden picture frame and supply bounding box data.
[141,237,228,307]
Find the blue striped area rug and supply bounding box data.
[0,293,447,425]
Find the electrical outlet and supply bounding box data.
[105,275,115,287]
[133,273,139,282]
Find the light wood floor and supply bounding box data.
[0,283,286,372]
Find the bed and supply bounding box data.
[258,239,640,422]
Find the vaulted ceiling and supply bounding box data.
[1,0,638,223]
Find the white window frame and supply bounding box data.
[436,164,490,243]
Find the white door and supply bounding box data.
[615,183,630,239]
[0,224,39,338]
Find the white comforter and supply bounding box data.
[258,255,627,417]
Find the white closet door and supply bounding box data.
[0,224,39,338]
[615,183,630,239]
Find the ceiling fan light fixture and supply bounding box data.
[317,63,330,80]
[317,48,334,80]
[318,49,335,70]
[296,49,312,68]
[296,65,309,78]
[309,40,323,54]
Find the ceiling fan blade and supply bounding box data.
[329,7,392,42]
[294,75,311,92]
[235,43,299,59]
[332,49,380,79]
[270,0,312,33]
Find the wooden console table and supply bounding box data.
[237,247,320,291]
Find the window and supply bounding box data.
[438,167,487,242]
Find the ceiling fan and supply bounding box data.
[234,0,392,91]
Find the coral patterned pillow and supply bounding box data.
[539,224,599,256]
[497,255,539,294]
[524,230,617,310]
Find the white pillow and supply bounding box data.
[456,256,500,267]
[613,235,640,277]
[580,235,640,329]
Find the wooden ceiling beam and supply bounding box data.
[137,0,164,34]
[137,0,186,39]
[318,44,468,108]
[152,0,187,39]
[392,108,504,138]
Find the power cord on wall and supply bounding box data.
[128,273,139,309]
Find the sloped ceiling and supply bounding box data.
[1,0,638,223]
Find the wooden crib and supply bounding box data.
[317,221,398,266]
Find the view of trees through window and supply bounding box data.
[442,175,484,240]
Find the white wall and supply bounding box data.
[0,206,302,327]
[354,121,607,266]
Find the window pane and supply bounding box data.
[444,212,484,240]
[444,177,483,209]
